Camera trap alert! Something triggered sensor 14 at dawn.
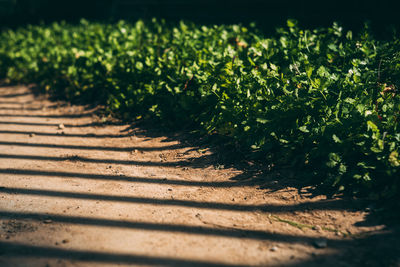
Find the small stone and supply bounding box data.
[335,231,342,237]
[43,219,52,224]
[270,246,278,252]
[58,124,65,129]
[313,239,327,248]
[62,239,69,244]
[29,133,36,137]
[312,225,322,231]
[168,188,172,191]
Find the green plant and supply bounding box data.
[0,19,399,198]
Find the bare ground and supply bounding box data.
[0,85,399,267]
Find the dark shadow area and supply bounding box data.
[0,120,117,128]
[0,103,68,111]
[0,186,355,213]
[1,0,399,39]
[0,168,238,188]
[0,211,351,245]
[0,140,184,152]
[0,92,32,98]
[0,130,131,138]
[0,153,190,167]
[281,228,400,267]
[0,112,94,118]
[0,107,54,111]
[0,241,249,267]
[0,101,34,105]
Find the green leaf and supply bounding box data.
[299,126,309,133]
[135,61,143,70]
[326,153,341,168]
[367,121,378,132]
[256,118,269,124]
[306,66,313,78]
[287,19,297,28]
[332,134,342,143]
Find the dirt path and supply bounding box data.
[0,85,398,267]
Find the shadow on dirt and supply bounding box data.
[0,241,254,267]
[1,84,399,266]
[0,186,355,213]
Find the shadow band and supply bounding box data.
[0,121,102,128]
[0,101,34,105]
[0,241,251,267]
[0,92,32,98]
[0,168,238,188]
[0,130,130,138]
[0,107,56,111]
[0,113,94,118]
[0,186,350,213]
[0,153,187,167]
[0,140,183,152]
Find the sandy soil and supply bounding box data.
[0,85,399,267]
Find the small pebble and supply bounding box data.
[58,124,65,129]
[270,246,278,252]
[312,225,322,231]
[43,219,52,224]
[168,188,172,191]
[29,133,36,137]
[62,239,69,244]
[313,239,327,248]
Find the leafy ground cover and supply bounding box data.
[0,19,399,199]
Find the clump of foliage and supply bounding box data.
[0,19,399,198]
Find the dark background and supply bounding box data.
[0,0,399,36]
